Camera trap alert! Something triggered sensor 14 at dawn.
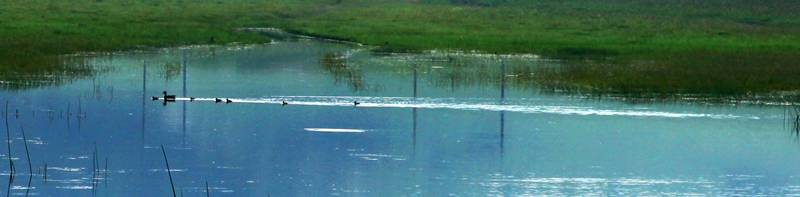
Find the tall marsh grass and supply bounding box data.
[2,0,799,95]
[508,51,800,102]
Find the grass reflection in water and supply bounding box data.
[340,50,800,104]
[0,56,106,91]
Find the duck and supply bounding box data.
[282,101,288,106]
[163,91,176,101]
[226,99,232,104]
[354,101,360,106]
[190,97,195,102]
[215,98,222,103]
[152,96,159,100]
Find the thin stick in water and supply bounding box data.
[94,143,99,175]
[24,173,32,197]
[92,144,96,178]
[20,125,32,174]
[206,181,210,197]
[92,144,97,196]
[161,145,176,197]
[6,175,11,197]
[5,101,14,176]
[104,157,108,186]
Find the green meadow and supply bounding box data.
[1,0,799,98]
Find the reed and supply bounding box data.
[4,101,14,176]
[24,173,32,197]
[514,51,800,101]
[318,53,380,92]
[380,51,800,102]
[788,105,800,137]
[104,157,108,186]
[5,175,10,197]
[19,125,32,175]
[92,142,100,195]
[161,145,176,197]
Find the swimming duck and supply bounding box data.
[354,101,360,106]
[282,101,288,106]
[215,98,222,103]
[163,91,176,101]
[226,99,232,104]
[190,97,195,102]
[152,96,159,100]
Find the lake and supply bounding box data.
[1,40,799,196]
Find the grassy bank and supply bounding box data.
[2,0,799,96]
[0,0,279,63]
[286,0,800,56]
[0,0,286,89]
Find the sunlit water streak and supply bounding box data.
[304,128,366,133]
[162,96,761,119]
[480,174,796,196]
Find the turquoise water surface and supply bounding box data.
[0,40,798,196]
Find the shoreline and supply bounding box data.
[1,0,799,97]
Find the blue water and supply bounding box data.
[1,40,799,196]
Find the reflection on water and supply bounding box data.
[318,52,381,92]
[0,57,106,91]
[166,96,761,119]
[0,41,799,196]
[352,52,800,104]
[156,62,182,82]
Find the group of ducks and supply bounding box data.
[153,91,233,103]
[153,91,362,106]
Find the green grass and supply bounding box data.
[281,1,800,99]
[1,0,800,97]
[285,0,800,56]
[0,0,291,88]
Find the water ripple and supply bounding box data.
[173,96,761,119]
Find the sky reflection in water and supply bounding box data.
[0,40,797,196]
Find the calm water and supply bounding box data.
[2,40,800,196]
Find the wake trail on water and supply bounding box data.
[170,96,760,120]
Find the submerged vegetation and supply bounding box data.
[318,52,382,92]
[511,51,800,100]
[0,57,100,91]
[357,52,800,103]
[157,62,182,82]
[1,0,799,99]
